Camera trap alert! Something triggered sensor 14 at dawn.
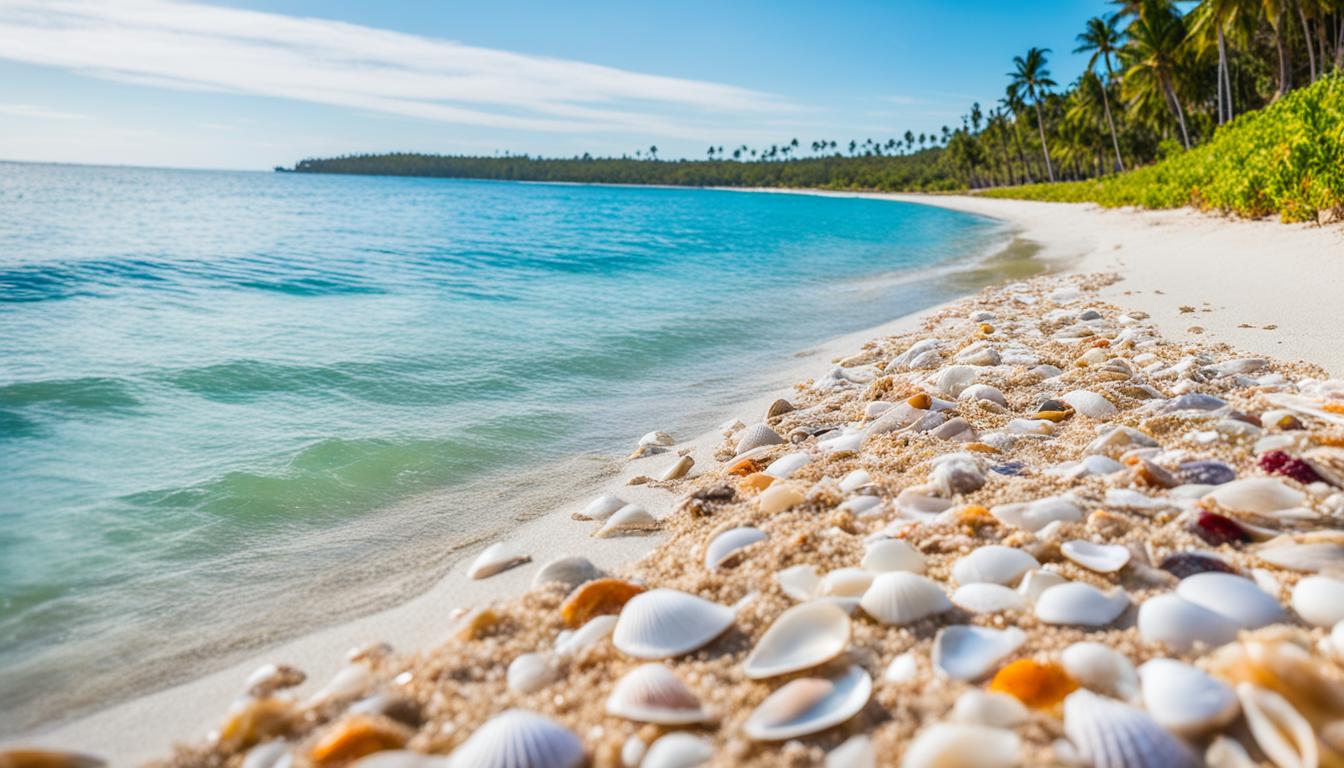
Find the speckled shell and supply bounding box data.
[735,423,785,454]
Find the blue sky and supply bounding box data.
[0,0,1116,170]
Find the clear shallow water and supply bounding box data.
[0,163,1006,731]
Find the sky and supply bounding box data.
[0,0,1118,170]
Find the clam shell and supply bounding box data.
[950,690,1029,728]
[1138,658,1238,735]
[989,497,1082,532]
[839,470,873,492]
[1137,593,1239,652]
[777,565,821,601]
[758,484,804,515]
[952,546,1040,586]
[1237,683,1318,768]
[304,664,374,708]
[743,601,850,679]
[1291,575,1344,627]
[822,568,874,598]
[765,451,810,479]
[640,431,675,447]
[928,453,986,495]
[959,383,1008,408]
[640,733,712,768]
[1035,582,1129,627]
[859,572,952,625]
[932,625,1026,681]
[1084,425,1157,457]
[446,709,583,768]
[532,556,603,590]
[612,589,734,659]
[735,423,785,454]
[765,398,795,419]
[703,527,766,571]
[825,735,874,768]
[575,494,625,521]
[507,653,555,694]
[1062,390,1117,419]
[1061,540,1131,573]
[597,504,657,537]
[1255,532,1344,572]
[1063,689,1200,768]
[1017,568,1068,603]
[861,539,925,573]
[951,583,1026,614]
[1203,478,1305,515]
[901,724,1020,768]
[884,651,918,683]
[895,487,955,520]
[1061,641,1138,702]
[468,542,531,580]
[935,365,977,398]
[561,578,644,628]
[742,665,872,741]
[605,663,711,725]
[1175,572,1286,629]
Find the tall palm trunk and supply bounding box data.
[1031,97,1055,182]
[1102,58,1127,170]
[1160,72,1192,149]
[1217,23,1231,124]
[1272,14,1293,97]
[1010,119,1034,183]
[1299,2,1319,81]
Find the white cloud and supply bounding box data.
[0,102,88,120]
[0,0,788,138]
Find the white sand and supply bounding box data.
[11,193,1343,764]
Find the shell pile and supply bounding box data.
[138,274,1344,767]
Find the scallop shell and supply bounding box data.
[1062,689,1200,768]
[950,690,1029,728]
[742,665,872,741]
[703,527,766,571]
[507,653,555,694]
[901,724,1020,768]
[605,663,712,725]
[825,734,874,768]
[765,398,795,419]
[1237,683,1319,768]
[1035,583,1129,627]
[1137,593,1239,652]
[743,601,850,679]
[777,565,821,601]
[1292,575,1344,627]
[765,451,810,479]
[932,625,1026,681]
[952,546,1040,586]
[1061,540,1131,573]
[468,542,531,580]
[1175,572,1286,629]
[446,709,583,768]
[951,583,1026,614]
[859,572,951,625]
[1138,658,1238,735]
[532,556,603,590]
[1061,642,1138,702]
[989,497,1082,532]
[1062,390,1117,419]
[861,539,925,573]
[1203,478,1306,515]
[640,733,712,768]
[612,589,734,659]
[735,423,785,454]
[597,504,657,537]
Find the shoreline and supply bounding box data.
[13,193,1344,763]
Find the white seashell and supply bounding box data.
[1062,641,1138,702]
[884,651,918,683]
[640,431,675,448]
[959,383,1008,408]
[952,546,1040,586]
[860,572,951,625]
[612,589,734,659]
[605,663,711,724]
[742,665,871,741]
[744,601,849,679]
[1255,532,1344,572]
[839,494,883,517]
[1138,658,1238,735]
[658,455,694,481]
[242,740,292,768]
[350,752,444,768]
[532,556,603,590]
[861,539,925,573]
[777,565,820,601]
[932,624,1025,681]
[1062,390,1118,419]
[1006,418,1053,436]
[1035,583,1129,627]
[765,451,810,479]
[1291,575,1344,627]
[826,734,875,768]
[895,487,955,520]
[928,453,986,495]
[1031,363,1064,379]
[576,494,626,521]
[244,663,305,698]
[1203,478,1306,515]
[901,723,1020,768]
[951,583,1026,614]
[446,709,584,768]
[304,664,373,708]
[621,735,645,768]
[735,423,785,454]
[468,542,531,580]
[819,431,863,454]
[554,615,616,658]
[1063,689,1199,768]
[1017,568,1068,603]
[703,527,765,571]
[1136,593,1239,652]
[598,504,657,537]
[1061,540,1131,573]
[822,567,874,598]
[951,690,1029,728]
[639,732,712,768]
[1175,572,1286,629]
[990,497,1082,532]
[956,342,1000,366]
[1205,736,1258,768]
[935,365,978,398]
[507,653,555,694]
[839,470,872,492]
[1085,425,1158,457]
[1237,683,1318,768]
[758,484,804,515]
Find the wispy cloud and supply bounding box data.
[0,0,788,138]
[0,102,89,120]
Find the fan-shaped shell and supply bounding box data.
[1291,575,1344,627]
[901,724,1020,768]
[859,572,951,625]
[612,589,734,659]
[735,423,785,454]
[1137,593,1239,652]
[1061,540,1131,573]
[742,665,872,741]
[575,494,625,521]
[507,653,555,694]
[1237,683,1318,768]
[1035,583,1129,627]
[1138,658,1238,735]
[468,542,531,580]
[1175,572,1286,629]
[951,583,1026,614]
[932,625,1025,681]
[1062,390,1118,419]
[641,733,712,768]
[1203,478,1306,515]
[861,539,925,573]
[446,709,583,768]
[597,504,657,537]
[743,601,850,679]
[765,451,810,479]
[952,546,1040,586]
[1063,690,1199,768]
[532,556,603,590]
[605,664,711,725]
[1061,642,1138,702]
[704,526,766,571]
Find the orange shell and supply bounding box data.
[739,472,775,492]
[989,659,1078,709]
[726,457,762,476]
[560,578,645,628]
[906,393,933,409]
[309,715,411,765]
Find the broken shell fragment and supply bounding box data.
[1060,540,1131,573]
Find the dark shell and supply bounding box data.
[1176,460,1236,486]
[1037,399,1069,413]
[1190,510,1251,546]
[1159,393,1228,413]
[1160,552,1239,579]
[991,461,1027,476]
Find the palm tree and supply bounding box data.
[1008,47,1058,181]
[1188,0,1249,123]
[1123,1,1192,148]
[999,86,1036,183]
[1075,15,1127,170]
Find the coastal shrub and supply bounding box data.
[982,75,1344,223]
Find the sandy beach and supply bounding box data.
[12,194,1344,765]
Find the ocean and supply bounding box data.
[0,162,1012,732]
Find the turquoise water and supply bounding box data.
[0,162,1005,731]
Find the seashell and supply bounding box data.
[658,455,694,481]
[1085,425,1157,457]
[933,625,1025,681]
[928,453,986,495]
[1017,568,1068,603]
[640,733,712,768]
[309,715,412,765]
[826,735,874,768]
[598,504,658,536]
[1006,418,1053,436]
[1237,683,1318,768]
[742,665,872,741]
[1255,531,1344,572]
[1060,540,1130,573]
[245,663,306,698]
[468,542,531,580]
[861,539,925,573]
[935,365,977,398]
[952,546,1040,586]
[1062,390,1117,419]
[1138,658,1238,735]
[620,735,645,768]
[348,693,420,728]
[1137,593,1239,652]
[819,431,863,454]
[885,651,918,683]
[989,659,1077,709]
[1061,641,1138,702]
[1064,454,1126,478]
[305,664,375,708]
[1175,572,1286,629]
[1191,510,1253,546]
[1160,393,1228,413]
[1303,446,1344,487]
[777,565,821,601]
[1035,582,1129,627]
[1159,551,1237,579]
[1177,460,1236,486]
[765,451,810,479]
[1096,357,1133,381]
[951,583,1026,614]
[743,601,850,679]
[859,572,951,625]
[349,752,443,768]
[507,653,555,694]
[561,578,645,628]
[1063,689,1200,768]
[735,423,785,454]
[612,589,734,659]
[605,663,711,724]
[532,556,603,590]
[900,724,1020,768]
[704,526,765,571]
[1211,358,1267,376]
[758,484,804,515]
[0,752,106,768]
[1204,737,1258,768]
[929,416,977,442]
[216,697,298,751]
[960,383,1008,408]
[640,431,675,448]
[951,690,1029,728]
[241,741,291,768]
[1203,478,1305,515]
[956,342,1000,366]
[446,709,583,768]
[765,398,795,419]
[839,469,873,492]
[990,496,1081,532]
[1292,575,1344,627]
[1031,363,1064,379]
[895,487,955,520]
[821,568,874,598]
[454,606,502,642]
[554,614,616,658]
